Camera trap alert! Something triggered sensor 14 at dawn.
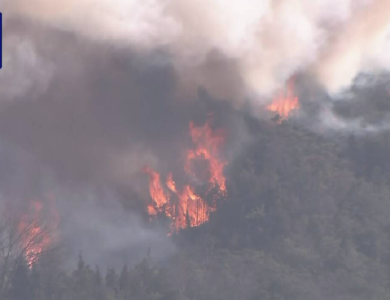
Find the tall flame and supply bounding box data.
[187,119,227,193]
[18,198,59,266]
[143,118,227,233]
[166,173,178,194]
[143,166,170,216]
[267,81,299,123]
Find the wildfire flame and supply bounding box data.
[187,120,227,193]
[166,173,177,193]
[143,166,170,216]
[18,197,59,266]
[267,81,299,123]
[143,118,227,233]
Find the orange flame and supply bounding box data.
[18,198,59,267]
[267,81,299,123]
[143,119,227,233]
[175,182,213,230]
[166,173,177,193]
[142,166,170,216]
[187,119,227,193]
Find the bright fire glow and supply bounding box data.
[187,119,227,193]
[144,118,227,233]
[18,198,59,267]
[267,81,299,123]
[143,166,170,216]
[166,173,177,193]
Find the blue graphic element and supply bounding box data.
[0,13,2,69]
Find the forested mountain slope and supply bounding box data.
[6,120,390,300]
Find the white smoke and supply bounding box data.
[3,0,390,97]
[318,106,390,134]
[0,35,53,101]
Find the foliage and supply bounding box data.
[5,121,390,299]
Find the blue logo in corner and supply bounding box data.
[0,13,2,69]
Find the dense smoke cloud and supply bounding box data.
[0,0,390,266]
[57,189,176,269]
[3,0,390,97]
[0,15,246,265]
[292,73,390,134]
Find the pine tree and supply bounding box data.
[77,253,85,272]
[105,268,118,298]
[93,266,107,300]
[94,266,102,287]
[119,264,129,300]
[72,254,92,300]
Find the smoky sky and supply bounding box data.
[5,0,390,96]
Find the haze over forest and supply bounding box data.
[1,1,390,299]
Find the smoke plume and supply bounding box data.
[0,0,390,266]
[3,0,390,97]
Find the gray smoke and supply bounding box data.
[2,0,390,98]
[0,0,390,266]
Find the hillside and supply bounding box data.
[6,119,390,300]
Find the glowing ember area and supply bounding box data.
[166,173,177,193]
[267,82,299,123]
[18,199,59,266]
[187,119,227,193]
[143,119,227,233]
[143,166,170,216]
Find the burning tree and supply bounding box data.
[267,80,299,123]
[144,117,227,234]
[0,201,58,298]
